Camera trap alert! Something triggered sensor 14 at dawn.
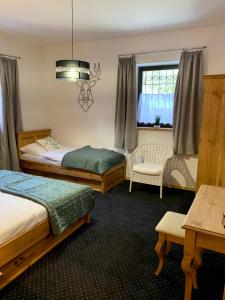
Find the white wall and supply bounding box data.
[0,31,49,130]
[43,23,225,189]
[1,23,225,189]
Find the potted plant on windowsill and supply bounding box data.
[154,115,161,128]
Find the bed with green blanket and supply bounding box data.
[0,170,95,235]
[62,146,125,174]
[17,129,126,194]
[0,170,94,289]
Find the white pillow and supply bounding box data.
[20,142,47,156]
[36,136,62,151]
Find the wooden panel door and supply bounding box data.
[196,75,225,191]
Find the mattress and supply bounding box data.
[21,147,77,166]
[21,153,61,166]
[0,191,48,245]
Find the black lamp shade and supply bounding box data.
[56,60,90,81]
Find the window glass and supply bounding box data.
[137,65,178,127]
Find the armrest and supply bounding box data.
[161,156,173,175]
[128,154,143,170]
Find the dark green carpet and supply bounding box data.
[0,181,224,300]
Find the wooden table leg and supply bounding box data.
[181,230,196,300]
[192,247,202,289]
[154,232,166,276]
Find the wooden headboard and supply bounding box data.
[16,129,51,158]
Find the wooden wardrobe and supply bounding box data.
[196,74,225,191]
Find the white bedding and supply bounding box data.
[21,153,61,165]
[42,147,77,161]
[21,147,77,165]
[0,191,48,245]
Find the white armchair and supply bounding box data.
[128,144,173,198]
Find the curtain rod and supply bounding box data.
[0,53,21,59]
[118,46,207,57]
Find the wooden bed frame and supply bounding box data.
[0,213,91,289]
[16,129,126,194]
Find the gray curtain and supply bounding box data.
[114,56,137,152]
[173,50,203,154]
[0,57,23,170]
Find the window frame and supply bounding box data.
[137,64,179,128]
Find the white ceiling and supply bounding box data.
[0,0,225,45]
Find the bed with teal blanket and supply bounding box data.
[0,170,94,235]
[62,146,125,174]
[17,130,126,194]
[0,170,94,289]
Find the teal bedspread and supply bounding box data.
[61,146,125,174]
[0,170,95,235]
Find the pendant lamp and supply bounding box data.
[56,0,90,81]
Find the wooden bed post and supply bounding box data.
[86,213,91,224]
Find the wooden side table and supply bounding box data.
[181,185,225,300]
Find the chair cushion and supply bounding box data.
[155,211,186,239]
[133,163,162,175]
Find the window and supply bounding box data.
[137,64,178,128]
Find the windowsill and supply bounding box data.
[137,127,173,131]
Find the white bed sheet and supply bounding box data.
[21,153,61,166]
[0,191,48,245]
[42,147,77,161]
[21,147,77,165]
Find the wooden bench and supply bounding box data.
[154,211,186,276]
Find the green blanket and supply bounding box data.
[0,170,95,235]
[61,146,125,174]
